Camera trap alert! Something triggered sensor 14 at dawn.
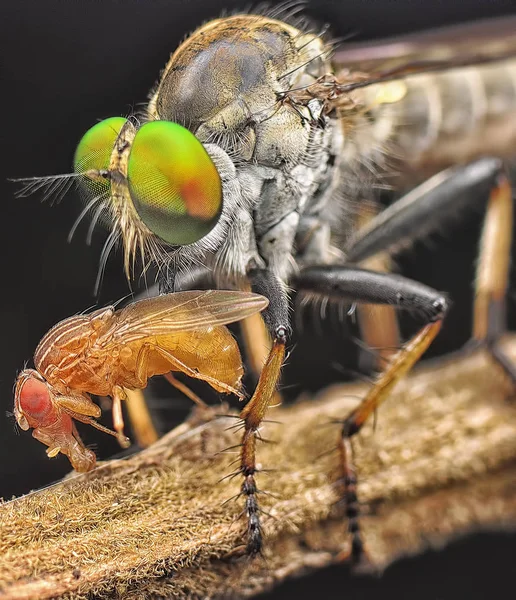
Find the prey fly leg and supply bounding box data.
[297,266,448,566]
[124,389,160,448]
[347,157,515,383]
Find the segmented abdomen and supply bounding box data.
[356,60,516,178]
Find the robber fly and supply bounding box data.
[14,290,267,472]
[17,4,516,560]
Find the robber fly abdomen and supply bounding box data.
[354,61,516,176]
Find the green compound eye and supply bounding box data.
[127,121,222,246]
[74,117,128,177]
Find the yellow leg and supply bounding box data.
[474,176,513,333]
[124,388,159,448]
[111,387,131,448]
[163,372,207,408]
[240,312,271,378]
[472,174,515,383]
[238,337,286,555]
[357,202,401,368]
[339,320,442,566]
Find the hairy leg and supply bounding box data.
[297,265,448,565]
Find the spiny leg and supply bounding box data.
[297,265,448,566]
[346,157,515,383]
[159,267,286,553]
[235,268,288,556]
[339,322,441,565]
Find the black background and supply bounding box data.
[2,1,516,598]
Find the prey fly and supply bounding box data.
[14,290,267,471]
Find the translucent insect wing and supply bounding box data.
[104,290,269,344]
[332,15,516,85]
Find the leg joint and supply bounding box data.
[342,417,360,439]
[429,295,449,322]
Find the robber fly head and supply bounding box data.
[71,116,233,279]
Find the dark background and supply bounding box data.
[2,1,516,598]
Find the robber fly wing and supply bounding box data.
[103,290,268,343]
[331,14,516,93]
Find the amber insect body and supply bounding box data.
[14,290,268,471]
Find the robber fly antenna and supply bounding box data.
[11,172,84,205]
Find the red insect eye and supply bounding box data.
[19,377,52,419]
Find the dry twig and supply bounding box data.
[1,338,516,599]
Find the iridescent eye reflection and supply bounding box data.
[74,118,223,247]
[74,117,128,178]
[127,121,223,246]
